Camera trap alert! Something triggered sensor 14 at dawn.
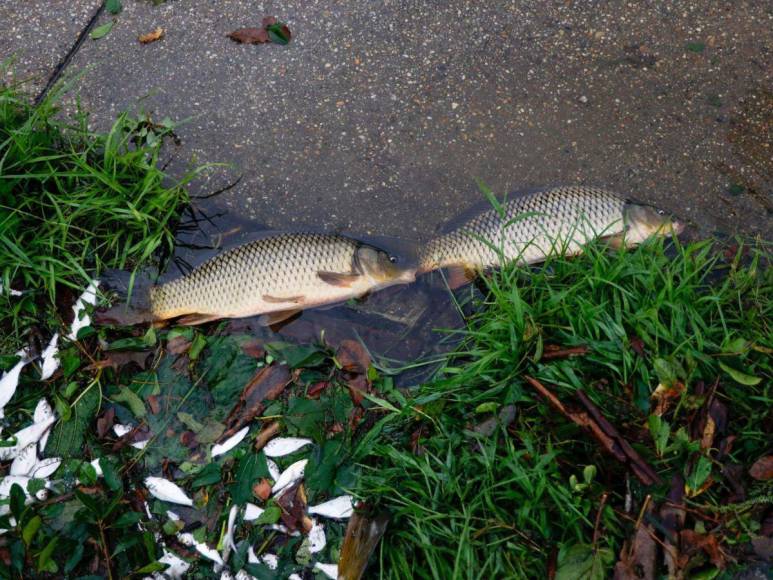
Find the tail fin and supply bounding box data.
[93,268,155,326]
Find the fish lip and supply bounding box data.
[399,268,418,283]
[670,220,685,236]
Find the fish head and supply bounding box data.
[355,245,417,287]
[623,203,684,244]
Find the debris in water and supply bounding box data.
[263,436,312,457]
[212,426,249,457]
[314,562,339,579]
[68,280,99,340]
[272,459,307,494]
[177,532,223,564]
[145,476,194,506]
[308,519,327,553]
[39,333,59,380]
[308,495,354,519]
[244,503,264,521]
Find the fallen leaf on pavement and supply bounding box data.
[749,456,773,481]
[227,27,269,44]
[139,27,164,44]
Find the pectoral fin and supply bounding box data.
[263,294,305,304]
[317,271,361,287]
[601,232,625,249]
[258,309,302,328]
[176,313,222,326]
[446,266,477,289]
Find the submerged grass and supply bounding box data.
[356,237,771,579]
[0,75,199,339]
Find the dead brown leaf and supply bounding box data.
[96,408,115,439]
[275,482,307,532]
[86,350,151,372]
[254,421,281,451]
[337,339,371,374]
[138,27,164,44]
[227,27,269,44]
[613,502,657,580]
[679,530,725,569]
[222,364,291,438]
[147,394,160,415]
[262,16,277,27]
[749,455,773,481]
[167,335,191,355]
[651,381,685,417]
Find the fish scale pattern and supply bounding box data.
[151,233,359,319]
[419,186,628,271]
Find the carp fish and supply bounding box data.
[419,186,683,283]
[149,233,416,325]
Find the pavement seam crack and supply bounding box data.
[34,2,106,106]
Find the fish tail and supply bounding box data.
[93,268,155,326]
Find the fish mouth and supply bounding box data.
[669,220,685,236]
[392,268,417,285]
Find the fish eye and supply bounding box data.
[389,255,398,264]
[657,209,665,215]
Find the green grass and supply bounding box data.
[355,237,772,579]
[0,75,200,340]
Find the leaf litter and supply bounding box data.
[227,16,291,46]
[0,239,769,578]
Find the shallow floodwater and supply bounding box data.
[163,204,475,386]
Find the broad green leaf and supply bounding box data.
[229,452,269,504]
[105,0,122,14]
[22,515,42,546]
[192,463,222,488]
[90,21,114,40]
[10,483,26,521]
[252,505,281,525]
[36,536,58,573]
[556,543,613,580]
[112,387,146,418]
[686,455,712,495]
[47,386,100,457]
[718,361,761,386]
[100,458,122,491]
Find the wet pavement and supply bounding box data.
[3,1,772,240]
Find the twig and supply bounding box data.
[523,375,661,485]
[592,491,609,548]
[541,345,590,360]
